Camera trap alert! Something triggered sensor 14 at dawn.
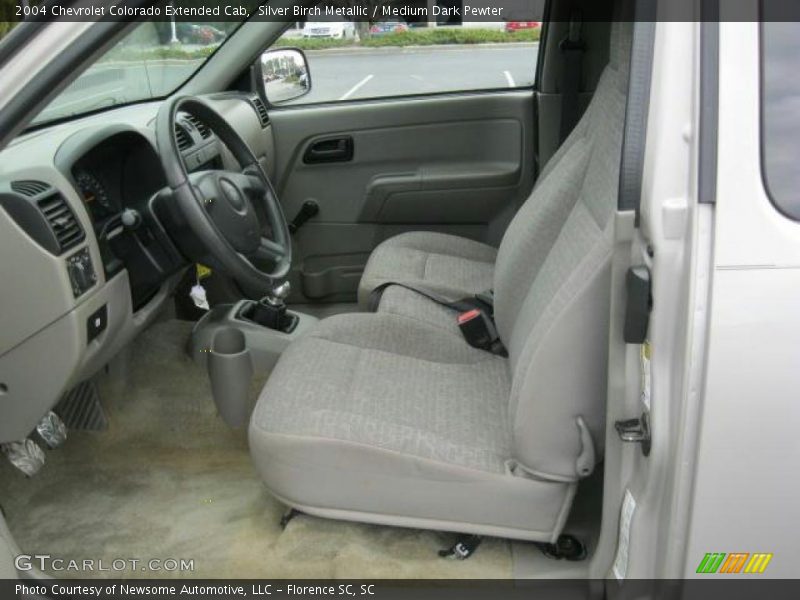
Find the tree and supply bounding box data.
[0,0,23,42]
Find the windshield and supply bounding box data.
[31,14,253,126]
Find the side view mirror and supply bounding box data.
[259,48,311,105]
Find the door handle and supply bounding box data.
[303,136,354,164]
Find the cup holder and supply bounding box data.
[207,328,253,428]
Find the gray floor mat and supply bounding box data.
[0,319,511,579]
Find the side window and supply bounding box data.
[761,22,800,221]
[272,10,542,105]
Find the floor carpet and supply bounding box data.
[0,319,512,579]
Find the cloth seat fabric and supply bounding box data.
[250,312,574,540]
[357,231,496,307]
[253,312,511,474]
[250,21,632,542]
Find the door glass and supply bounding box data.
[274,9,543,105]
[761,21,800,221]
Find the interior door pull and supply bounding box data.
[303,136,354,164]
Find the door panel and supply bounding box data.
[269,91,536,302]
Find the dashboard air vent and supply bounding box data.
[38,193,85,253]
[11,180,51,197]
[174,123,193,151]
[251,97,269,127]
[186,114,211,139]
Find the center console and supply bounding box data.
[190,282,318,374]
[189,283,318,428]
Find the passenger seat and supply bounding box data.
[249,21,632,543]
[358,25,625,311]
[357,231,497,307]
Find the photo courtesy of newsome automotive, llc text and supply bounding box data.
[0,0,799,598]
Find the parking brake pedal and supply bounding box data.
[438,535,482,560]
[536,534,587,561]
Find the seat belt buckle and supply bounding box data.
[457,309,504,355]
[474,290,495,316]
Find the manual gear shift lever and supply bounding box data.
[243,281,297,332]
[263,282,291,307]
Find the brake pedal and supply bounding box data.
[438,535,482,560]
[36,411,67,449]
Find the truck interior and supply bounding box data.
[0,0,713,582]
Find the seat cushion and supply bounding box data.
[376,284,461,336]
[249,312,575,541]
[252,313,510,473]
[357,232,496,308]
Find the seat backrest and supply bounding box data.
[492,21,633,481]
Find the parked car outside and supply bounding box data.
[505,21,541,33]
[303,20,357,39]
[369,20,411,36]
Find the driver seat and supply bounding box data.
[249,22,631,542]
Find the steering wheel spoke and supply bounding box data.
[156,96,291,294]
[251,236,286,263]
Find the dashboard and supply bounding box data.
[61,128,175,308]
[0,92,275,444]
[55,120,225,311]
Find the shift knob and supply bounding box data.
[264,281,291,306]
[121,208,142,229]
[272,281,291,300]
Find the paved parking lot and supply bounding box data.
[297,43,539,104]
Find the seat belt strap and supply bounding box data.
[369,281,492,314]
[558,10,586,142]
[369,282,507,357]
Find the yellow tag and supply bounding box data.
[196,264,212,280]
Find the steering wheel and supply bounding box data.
[155,96,291,294]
